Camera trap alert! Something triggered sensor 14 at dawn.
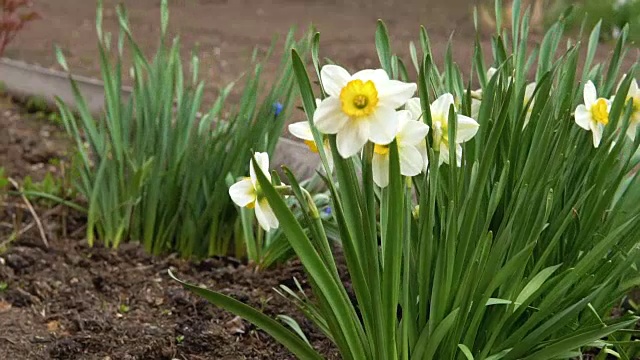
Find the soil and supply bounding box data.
[0,95,341,359]
[0,97,70,182]
[0,229,339,359]
[0,95,339,359]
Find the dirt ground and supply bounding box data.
[0,95,333,360]
[4,0,505,109]
[5,1,632,106]
[0,96,342,359]
[0,223,339,360]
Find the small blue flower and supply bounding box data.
[323,207,332,216]
[273,102,284,117]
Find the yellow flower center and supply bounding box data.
[441,121,449,143]
[340,79,379,118]
[242,176,257,209]
[631,96,640,117]
[374,143,389,155]
[590,98,609,125]
[303,138,330,153]
[304,140,318,153]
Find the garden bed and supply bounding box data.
[0,97,338,359]
[0,234,339,359]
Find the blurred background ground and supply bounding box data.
[4,0,504,103]
[4,0,635,110]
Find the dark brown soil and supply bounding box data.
[0,96,70,182]
[0,95,339,359]
[0,234,339,359]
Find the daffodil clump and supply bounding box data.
[176,2,640,359]
[56,0,311,259]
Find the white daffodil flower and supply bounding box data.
[575,81,611,148]
[471,98,482,120]
[372,110,430,188]
[406,97,430,168]
[288,121,334,170]
[618,78,640,141]
[461,67,497,121]
[228,152,278,231]
[477,67,536,128]
[313,65,417,158]
[429,93,480,166]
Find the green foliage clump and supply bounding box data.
[552,0,640,43]
[56,0,309,258]
[174,1,640,358]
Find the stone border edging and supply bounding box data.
[0,57,319,178]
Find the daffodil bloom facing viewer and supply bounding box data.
[372,110,430,187]
[313,65,417,158]
[575,81,611,148]
[288,121,334,170]
[428,93,480,166]
[228,152,278,231]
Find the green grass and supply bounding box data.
[550,0,640,44]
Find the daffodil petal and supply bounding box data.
[336,119,369,158]
[321,65,351,97]
[372,152,390,188]
[574,104,591,130]
[456,115,480,143]
[626,123,638,141]
[314,97,349,134]
[630,79,639,96]
[471,98,481,120]
[584,80,598,107]
[351,68,389,83]
[524,82,537,102]
[455,144,463,167]
[589,121,603,148]
[288,121,314,141]
[406,97,423,120]
[323,143,335,171]
[367,105,398,145]
[255,198,279,231]
[398,115,430,146]
[399,145,423,177]
[524,111,532,128]
[378,80,418,109]
[417,139,429,171]
[397,109,412,127]
[487,67,498,79]
[250,152,270,186]
[439,142,449,165]
[431,93,456,119]
[229,179,256,207]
